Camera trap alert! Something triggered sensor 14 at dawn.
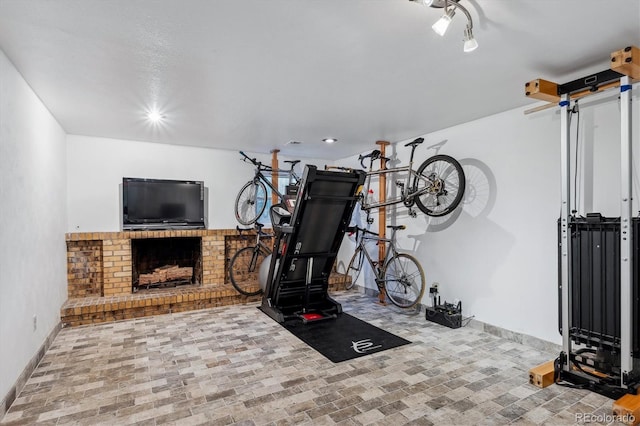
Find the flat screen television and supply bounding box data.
[122,177,206,230]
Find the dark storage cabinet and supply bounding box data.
[558,216,640,358]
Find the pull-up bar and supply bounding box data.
[523,45,639,114]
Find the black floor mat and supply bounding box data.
[280,313,411,363]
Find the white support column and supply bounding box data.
[560,93,572,370]
[619,75,633,387]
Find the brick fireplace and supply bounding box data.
[63,229,349,326]
[66,229,231,297]
[131,237,202,291]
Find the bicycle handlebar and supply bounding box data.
[347,225,379,236]
[240,151,301,176]
[358,150,390,169]
[239,151,259,166]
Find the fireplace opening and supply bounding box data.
[132,237,202,292]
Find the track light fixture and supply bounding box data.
[432,8,454,36]
[410,0,478,53]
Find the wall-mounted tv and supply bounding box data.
[122,177,206,230]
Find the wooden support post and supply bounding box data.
[271,149,280,206]
[376,140,390,305]
[611,45,640,79]
[613,393,640,426]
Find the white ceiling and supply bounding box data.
[0,0,639,160]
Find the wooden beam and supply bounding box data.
[524,78,559,103]
[524,45,639,114]
[611,45,640,80]
[271,149,279,206]
[375,140,390,305]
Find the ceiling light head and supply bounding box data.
[323,138,337,144]
[432,9,454,36]
[463,25,478,52]
[146,109,165,124]
[410,0,449,7]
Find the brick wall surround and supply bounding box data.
[66,240,104,297]
[61,229,349,327]
[66,229,240,297]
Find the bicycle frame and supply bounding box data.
[242,151,300,203]
[361,165,413,210]
[359,145,446,211]
[241,224,273,254]
[252,168,287,203]
[353,229,398,281]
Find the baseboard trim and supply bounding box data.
[1,321,62,420]
[357,285,561,354]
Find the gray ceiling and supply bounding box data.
[1,0,639,160]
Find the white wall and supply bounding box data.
[339,91,640,344]
[0,50,67,399]
[66,135,322,232]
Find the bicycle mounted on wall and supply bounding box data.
[357,138,465,218]
[342,223,425,308]
[234,151,300,225]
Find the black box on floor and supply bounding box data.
[425,304,462,329]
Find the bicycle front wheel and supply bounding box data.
[414,155,465,217]
[343,247,365,290]
[383,253,425,308]
[229,246,270,296]
[235,180,268,225]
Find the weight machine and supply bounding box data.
[526,45,640,401]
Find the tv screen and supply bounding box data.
[122,177,206,230]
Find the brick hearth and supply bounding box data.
[64,229,349,326]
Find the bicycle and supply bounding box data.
[341,224,425,308]
[234,151,300,225]
[228,222,273,296]
[358,138,465,217]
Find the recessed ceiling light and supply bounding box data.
[146,109,165,123]
[286,140,303,145]
[323,138,337,144]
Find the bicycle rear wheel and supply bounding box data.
[235,180,268,225]
[382,253,425,308]
[414,155,465,217]
[229,246,270,296]
[343,247,365,290]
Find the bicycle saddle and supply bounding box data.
[387,225,406,230]
[284,160,300,165]
[404,137,424,147]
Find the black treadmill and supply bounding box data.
[259,165,366,323]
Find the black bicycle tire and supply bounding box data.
[414,155,465,217]
[229,246,269,296]
[344,247,365,290]
[382,253,425,308]
[235,180,268,225]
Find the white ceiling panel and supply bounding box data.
[0,0,638,159]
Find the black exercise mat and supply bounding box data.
[280,313,411,363]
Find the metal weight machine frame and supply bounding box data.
[259,165,366,323]
[556,73,637,396]
[527,46,640,397]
